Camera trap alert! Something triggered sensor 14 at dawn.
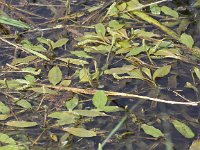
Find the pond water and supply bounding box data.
[0,0,200,150]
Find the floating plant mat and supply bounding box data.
[0,0,200,149]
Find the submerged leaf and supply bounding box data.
[95,23,106,37]
[189,139,200,150]
[48,66,62,85]
[171,119,195,138]
[180,33,194,48]
[161,6,179,18]
[65,96,79,111]
[141,124,164,138]
[0,102,10,114]
[194,67,200,81]
[92,90,107,108]
[73,110,108,117]
[63,127,96,137]
[0,133,16,144]
[153,65,171,81]
[6,121,37,128]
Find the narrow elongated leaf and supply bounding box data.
[73,110,107,117]
[172,119,195,138]
[29,87,58,94]
[0,16,30,29]
[194,67,200,81]
[63,127,96,137]
[0,145,24,150]
[48,66,62,85]
[92,90,107,108]
[57,57,89,66]
[153,65,171,81]
[6,121,37,128]
[141,124,164,138]
[0,133,16,144]
[161,6,179,18]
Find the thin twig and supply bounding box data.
[37,84,199,106]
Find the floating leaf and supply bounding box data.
[141,124,164,138]
[16,99,32,109]
[65,96,79,111]
[171,119,195,138]
[60,80,71,86]
[180,33,194,48]
[126,0,142,11]
[6,121,37,128]
[161,6,179,18]
[48,66,62,85]
[128,69,145,80]
[63,127,96,137]
[95,23,106,37]
[0,102,10,114]
[0,133,16,144]
[73,110,108,117]
[153,65,171,81]
[92,90,107,108]
[53,38,69,49]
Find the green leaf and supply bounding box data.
[65,96,79,111]
[141,67,152,79]
[127,69,145,80]
[21,67,41,75]
[171,119,195,138]
[57,117,76,125]
[0,133,16,144]
[180,33,194,48]
[48,66,62,85]
[11,56,37,65]
[95,23,106,37]
[16,99,32,109]
[5,121,37,128]
[97,106,122,112]
[79,68,91,83]
[0,102,10,114]
[141,124,164,138]
[189,139,200,150]
[73,110,108,117]
[150,4,161,15]
[63,127,97,137]
[194,67,200,81]
[53,38,69,49]
[57,57,89,66]
[71,51,92,58]
[92,90,107,108]
[126,0,142,11]
[161,6,179,18]
[0,114,9,121]
[153,65,171,81]
[49,111,76,119]
[0,16,30,29]
[104,65,135,75]
[109,20,124,30]
[0,145,24,150]
[29,87,58,94]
